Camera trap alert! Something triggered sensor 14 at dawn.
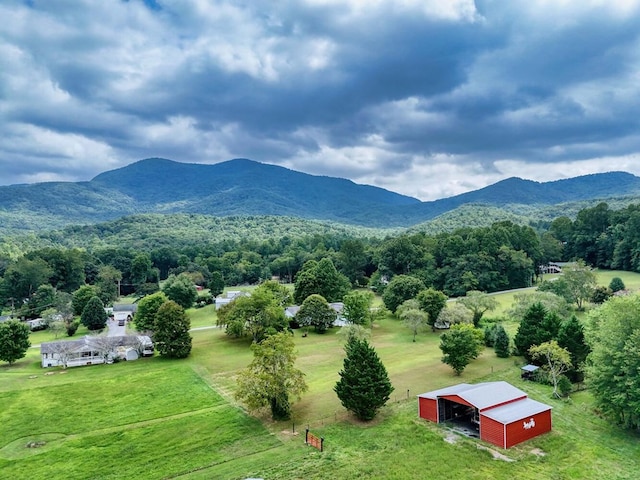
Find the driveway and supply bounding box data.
[106,318,127,337]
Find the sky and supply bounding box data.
[2,0,640,201]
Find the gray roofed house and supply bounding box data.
[41,335,153,368]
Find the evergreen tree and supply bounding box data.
[154,300,192,358]
[72,285,98,316]
[493,324,511,358]
[557,315,590,382]
[514,302,560,362]
[335,337,394,421]
[80,296,107,331]
[0,320,31,365]
[609,277,625,293]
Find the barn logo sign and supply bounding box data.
[523,418,536,430]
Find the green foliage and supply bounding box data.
[135,292,168,332]
[382,274,425,313]
[296,294,336,333]
[586,295,640,429]
[162,273,197,309]
[529,340,572,398]
[2,256,52,300]
[66,320,80,336]
[342,290,374,326]
[416,287,447,327]
[334,337,394,421]
[72,285,98,316]
[493,324,511,358]
[293,258,351,304]
[219,289,288,342]
[591,285,613,304]
[609,276,626,292]
[235,332,308,420]
[457,290,499,327]
[514,302,561,362]
[439,323,484,375]
[397,299,429,342]
[255,280,292,307]
[509,291,570,323]
[562,261,597,310]
[0,320,31,364]
[207,271,225,297]
[153,300,192,359]
[95,265,122,305]
[436,302,473,328]
[80,296,107,331]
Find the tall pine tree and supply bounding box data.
[335,338,394,421]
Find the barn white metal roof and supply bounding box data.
[418,381,528,411]
[481,398,552,424]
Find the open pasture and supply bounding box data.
[3,270,640,478]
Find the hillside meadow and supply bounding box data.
[1,271,640,479]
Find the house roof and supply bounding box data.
[41,335,151,354]
[521,364,540,372]
[481,398,552,424]
[418,381,528,411]
[285,302,344,318]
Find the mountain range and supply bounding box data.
[1,157,640,233]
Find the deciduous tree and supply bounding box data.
[235,332,308,420]
[296,294,336,334]
[586,295,640,429]
[72,285,98,316]
[439,324,483,375]
[457,290,498,327]
[154,300,192,359]
[334,337,394,421]
[398,299,429,342]
[529,341,572,398]
[162,273,197,310]
[416,288,447,329]
[342,290,374,326]
[0,320,31,365]
[382,275,425,313]
[293,258,351,304]
[135,292,168,332]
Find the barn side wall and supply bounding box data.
[505,410,552,448]
[418,397,438,422]
[479,415,505,448]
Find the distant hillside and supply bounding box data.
[1,157,640,235]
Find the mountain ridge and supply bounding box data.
[1,157,639,233]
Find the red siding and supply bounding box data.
[419,397,438,422]
[504,410,552,448]
[440,394,473,408]
[479,415,505,448]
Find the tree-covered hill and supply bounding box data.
[1,157,640,235]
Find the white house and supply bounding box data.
[41,335,153,368]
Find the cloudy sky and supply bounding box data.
[2,0,640,200]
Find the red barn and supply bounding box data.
[418,381,552,449]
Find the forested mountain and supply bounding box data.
[1,157,639,235]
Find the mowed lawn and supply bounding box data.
[3,270,640,479]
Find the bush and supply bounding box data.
[557,375,573,397]
[609,277,625,293]
[66,320,80,336]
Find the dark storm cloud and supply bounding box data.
[1,0,640,198]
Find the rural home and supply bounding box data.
[285,302,347,327]
[40,335,153,368]
[418,381,552,449]
[215,290,250,309]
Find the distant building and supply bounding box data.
[214,290,250,309]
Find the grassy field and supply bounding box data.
[2,271,640,479]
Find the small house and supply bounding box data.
[285,302,347,328]
[41,335,153,368]
[418,381,552,449]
